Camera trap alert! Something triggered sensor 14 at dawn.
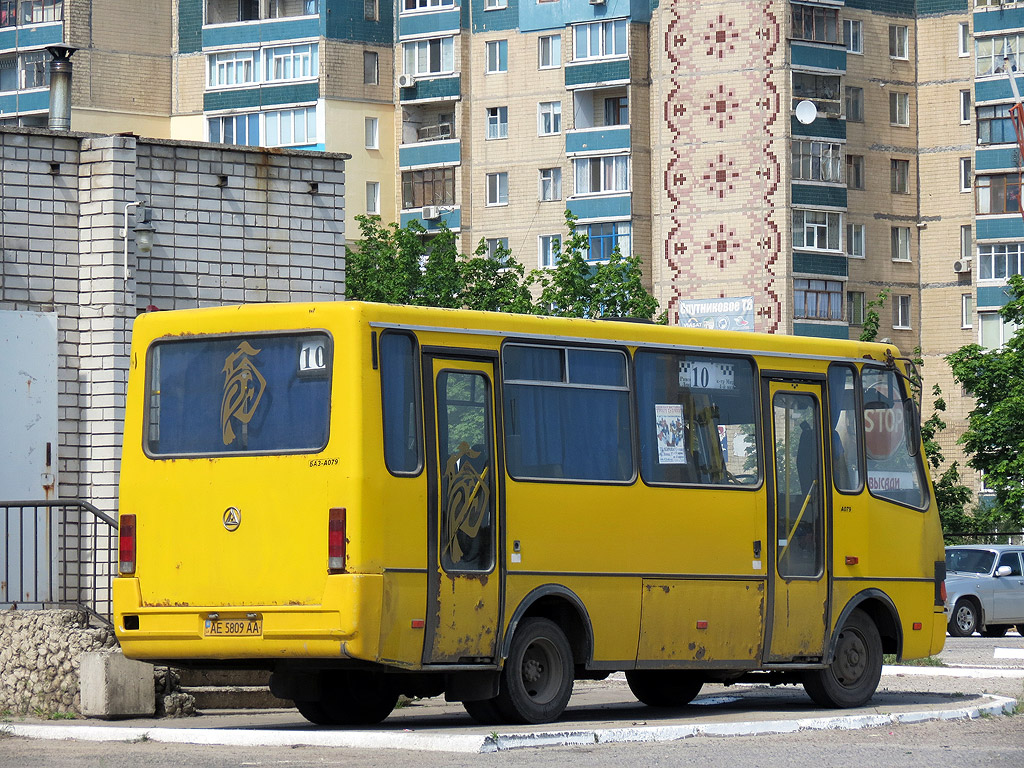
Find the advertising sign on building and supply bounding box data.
[678,296,755,332]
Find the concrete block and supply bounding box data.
[80,650,155,719]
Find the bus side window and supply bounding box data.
[827,364,863,493]
[635,351,759,487]
[380,332,423,475]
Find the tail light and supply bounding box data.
[940,580,947,603]
[119,514,136,575]
[328,507,346,573]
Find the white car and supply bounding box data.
[945,545,1024,637]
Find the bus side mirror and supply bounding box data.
[903,398,920,458]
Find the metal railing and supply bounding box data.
[1,499,117,626]
[944,531,1024,545]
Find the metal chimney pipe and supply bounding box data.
[46,45,77,131]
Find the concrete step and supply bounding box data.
[176,668,271,688]
[183,684,292,711]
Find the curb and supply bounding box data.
[3,694,1018,753]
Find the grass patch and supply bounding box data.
[883,654,946,667]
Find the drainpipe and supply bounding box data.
[46,45,77,131]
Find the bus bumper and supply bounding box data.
[113,574,384,662]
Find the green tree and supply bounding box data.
[947,272,1024,529]
[858,288,890,343]
[460,238,534,314]
[346,215,425,304]
[593,250,659,320]
[417,224,462,308]
[919,384,973,530]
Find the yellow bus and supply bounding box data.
[114,301,947,725]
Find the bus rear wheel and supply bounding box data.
[294,670,398,726]
[625,670,704,707]
[493,617,574,724]
[803,609,882,708]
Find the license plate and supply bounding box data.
[204,617,262,637]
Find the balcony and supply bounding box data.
[399,74,460,104]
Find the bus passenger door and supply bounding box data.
[422,355,503,664]
[763,379,829,662]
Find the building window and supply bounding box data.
[20,0,62,24]
[605,96,628,126]
[889,24,908,60]
[890,226,911,262]
[574,155,629,195]
[792,3,838,43]
[485,237,509,260]
[960,90,971,125]
[961,224,973,260]
[845,86,864,122]
[586,222,631,262]
[363,51,379,85]
[485,0,507,7]
[976,175,1023,215]
[207,0,318,24]
[976,33,1024,76]
[978,243,1024,280]
[846,223,865,258]
[0,54,15,92]
[893,294,911,330]
[366,181,380,215]
[0,1,13,27]
[960,157,972,193]
[962,294,974,329]
[364,0,377,21]
[980,311,1019,349]
[848,291,865,325]
[889,92,909,126]
[792,140,843,183]
[844,19,862,54]
[977,104,1013,145]
[891,159,910,194]
[486,172,509,206]
[539,34,561,69]
[18,50,48,89]
[402,167,455,209]
[539,167,562,201]
[403,37,455,77]
[208,112,261,146]
[792,72,841,116]
[208,49,259,88]
[792,209,842,252]
[264,105,317,147]
[573,19,627,60]
[794,279,844,320]
[265,44,317,81]
[364,117,378,149]
[485,40,508,73]
[486,106,508,140]
[539,234,561,267]
[402,0,455,10]
[846,154,864,190]
[538,101,561,135]
[959,22,970,57]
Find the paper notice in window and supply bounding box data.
[655,404,687,464]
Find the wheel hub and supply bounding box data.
[834,629,867,685]
[523,657,545,685]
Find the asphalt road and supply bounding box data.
[2,634,1022,768]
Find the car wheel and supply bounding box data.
[948,598,979,637]
[626,670,704,707]
[803,609,883,708]
[981,624,1009,638]
[492,617,574,724]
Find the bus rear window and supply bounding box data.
[861,366,927,509]
[146,333,331,456]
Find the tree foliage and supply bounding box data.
[858,288,890,343]
[947,273,1024,529]
[346,211,659,321]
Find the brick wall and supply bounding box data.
[0,127,348,512]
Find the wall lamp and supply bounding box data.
[120,201,155,284]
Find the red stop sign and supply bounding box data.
[863,402,905,460]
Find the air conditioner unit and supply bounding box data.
[421,206,441,220]
[953,258,973,274]
[589,0,606,5]
[397,73,415,88]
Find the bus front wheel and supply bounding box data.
[625,670,703,707]
[494,617,574,724]
[803,609,882,708]
[294,670,398,726]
